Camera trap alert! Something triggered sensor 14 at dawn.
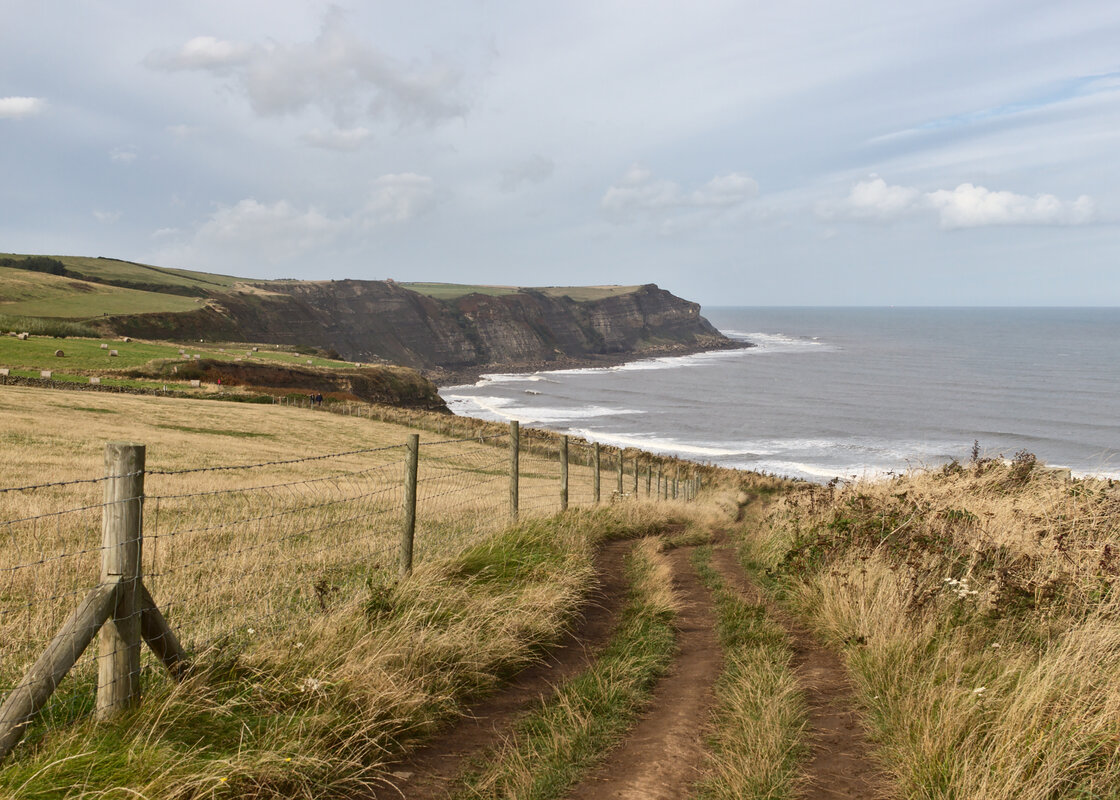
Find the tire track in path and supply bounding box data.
[564,544,723,800]
[368,539,632,800]
[710,540,889,799]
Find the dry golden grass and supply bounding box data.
[748,461,1120,799]
[0,386,639,691]
[0,384,717,799]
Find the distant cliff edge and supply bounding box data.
[99,281,740,382]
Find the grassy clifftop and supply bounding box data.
[0,253,729,375]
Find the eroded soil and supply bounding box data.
[369,539,633,799]
[710,543,888,799]
[564,543,723,800]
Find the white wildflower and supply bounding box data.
[972,686,986,695]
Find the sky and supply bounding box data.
[1,0,1118,306]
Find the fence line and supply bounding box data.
[0,420,702,765]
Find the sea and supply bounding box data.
[441,308,1120,483]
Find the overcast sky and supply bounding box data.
[2,1,1118,306]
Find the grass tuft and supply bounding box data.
[692,546,807,799]
[451,536,678,800]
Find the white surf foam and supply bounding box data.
[443,395,644,425]
[565,428,762,458]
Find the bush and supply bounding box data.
[0,255,68,276]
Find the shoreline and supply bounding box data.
[430,337,752,388]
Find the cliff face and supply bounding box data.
[102,281,732,375]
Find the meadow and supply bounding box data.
[741,459,1120,799]
[2,377,1118,799]
[0,385,710,798]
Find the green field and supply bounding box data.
[0,334,359,380]
[400,282,641,302]
[0,267,202,318]
[398,282,522,299]
[536,285,642,301]
[51,256,244,290]
[1,254,643,322]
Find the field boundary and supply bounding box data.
[0,421,703,765]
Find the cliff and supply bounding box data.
[98,281,735,379]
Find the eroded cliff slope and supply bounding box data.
[101,281,734,377]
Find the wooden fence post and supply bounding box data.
[509,421,519,521]
[560,436,569,512]
[96,442,144,721]
[593,443,601,504]
[616,452,624,496]
[0,582,121,761]
[632,459,639,495]
[400,433,419,576]
[645,462,651,497]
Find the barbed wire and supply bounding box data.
[147,443,406,476]
[0,424,698,757]
[0,474,117,496]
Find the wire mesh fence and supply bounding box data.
[0,421,699,762]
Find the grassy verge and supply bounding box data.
[0,510,677,799]
[691,545,807,800]
[746,462,1120,799]
[450,536,678,800]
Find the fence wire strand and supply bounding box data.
[0,425,689,756]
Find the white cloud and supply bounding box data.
[0,96,46,119]
[110,146,137,164]
[364,173,436,224]
[195,199,344,261]
[145,36,252,72]
[500,155,555,191]
[93,210,121,224]
[824,177,1096,228]
[302,127,372,151]
[167,173,435,266]
[601,164,758,224]
[927,183,1096,228]
[146,9,465,128]
[820,176,923,220]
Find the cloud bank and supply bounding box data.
[602,165,759,226]
[822,177,1096,228]
[145,9,465,134]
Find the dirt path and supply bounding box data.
[564,544,723,800]
[710,542,889,800]
[369,539,633,800]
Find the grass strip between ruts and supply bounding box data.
[450,536,678,800]
[691,545,808,800]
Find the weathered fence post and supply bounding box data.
[673,466,679,500]
[509,420,519,521]
[646,462,651,497]
[655,464,661,500]
[97,442,145,720]
[560,435,569,512]
[616,452,624,496]
[593,442,601,503]
[400,433,419,576]
[632,459,639,495]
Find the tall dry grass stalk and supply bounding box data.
[748,461,1120,799]
[0,385,717,797]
